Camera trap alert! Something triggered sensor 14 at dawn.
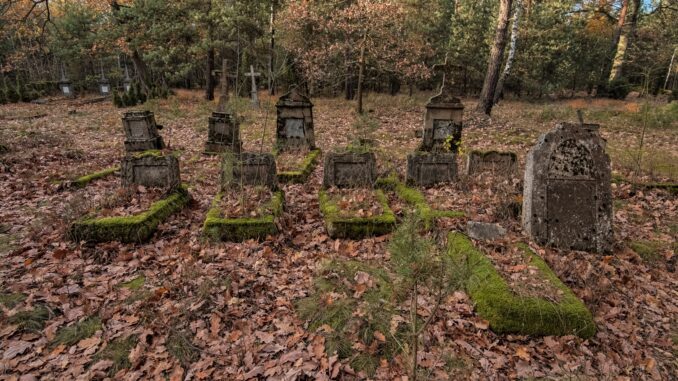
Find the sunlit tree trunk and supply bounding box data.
[477,0,513,116]
[609,0,640,83]
[357,30,367,114]
[494,0,522,104]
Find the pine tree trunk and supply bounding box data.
[477,0,513,116]
[206,47,215,100]
[268,0,276,95]
[609,0,640,83]
[494,0,522,104]
[357,31,367,114]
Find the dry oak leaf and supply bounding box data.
[2,340,31,360]
[515,346,531,361]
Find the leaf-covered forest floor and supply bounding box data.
[0,90,676,380]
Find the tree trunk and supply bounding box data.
[268,0,276,95]
[131,50,152,93]
[596,0,628,93]
[357,31,367,114]
[494,0,522,104]
[477,0,513,116]
[206,47,215,100]
[665,48,676,90]
[609,0,640,83]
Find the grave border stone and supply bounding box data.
[68,185,190,243]
[522,122,612,253]
[465,150,517,176]
[446,232,596,338]
[406,151,457,186]
[319,188,396,239]
[276,148,321,184]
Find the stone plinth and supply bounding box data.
[222,152,277,189]
[121,152,180,190]
[406,152,457,186]
[323,152,376,188]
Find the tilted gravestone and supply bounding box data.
[205,112,241,153]
[122,153,180,190]
[222,152,277,189]
[421,89,464,152]
[122,111,165,152]
[323,152,376,188]
[466,150,517,175]
[406,152,456,186]
[275,88,315,151]
[522,122,612,253]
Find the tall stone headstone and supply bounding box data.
[275,88,315,151]
[122,110,165,152]
[421,89,464,152]
[205,112,241,154]
[522,122,612,253]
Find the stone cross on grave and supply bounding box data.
[245,65,261,108]
[216,59,238,112]
[431,54,456,92]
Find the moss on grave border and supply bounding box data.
[376,175,464,229]
[447,232,596,338]
[70,166,120,188]
[319,188,396,239]
[203,190,284,242]
[276,149,321,183]
[68,185,190,243]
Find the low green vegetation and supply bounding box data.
[0,292,26,309]
[71,166,119,188]
[167,329,200,367]
[203,190,284,242]
[7,304,53,332]
[92,336,137,376]
[120,275,146,290]
[629,240,663,263]
[319,189,396,239]
[52,316,102,347]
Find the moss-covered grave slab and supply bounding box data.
[69,166,120,188]
[319,189,396,239]
[276,149,321,183]
[68,185,190,243]
[376,175,464,229]
[447,232,596,338]
[203,190,284,242]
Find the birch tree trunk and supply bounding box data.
[477,0,513,116]
[494,0,522,104]
[609,0,641,83]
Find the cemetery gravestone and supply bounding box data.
[122,153,180,190]
[466,150,517,175]
[245,65,261,108]
[223,152,277,189]
[205,112,241,154]
[323,152,376,188]
[522,122,612,253]
[406,152,456,186]
[122,110,165,152]
[275,88,315,150]
[421,89,463,152]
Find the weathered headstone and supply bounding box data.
[205,112,241,154]
[245,65,261,108]
[522,122,612,253]
[421,87,463,152]
[59,64,73,97]
[323,152,376,188]
[275,88,315,150]
[222,152,277,189]
[406,152,457,186]
[122,153,180,190]
[122,110,165,152]
[465,150,517,175]
[123,65,132,93]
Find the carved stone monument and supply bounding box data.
[122,110,165,152]
[421,89,464,152]
[406,152,457,186]
[205,112,241,154]
[275,88,315,150]
[522,122,612,253]
[222,152,277,189]
[323,152,376,188]
[466,150,517,175]
[122,153,180,190]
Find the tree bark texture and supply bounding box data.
[477,0,513,116]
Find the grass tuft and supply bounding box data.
[7,304,53,332]
[0,292,26,309]
[120,275,146,290]
[52,316,102,347]
[629,240,663,263]
[92,336,137,376]
[167,329,200,367]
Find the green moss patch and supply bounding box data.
[92,335,137,376]
[629,240,663,263]
[70,166,120,188]
[319,189,396,239]
[51,316,102,347]
[203,190,284,242]
[119,275,146,290]
[447,233,596,338]
[377,175,464,229]
[296,260,403,376]
[68,185,190,243]
[276,149,321,183]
